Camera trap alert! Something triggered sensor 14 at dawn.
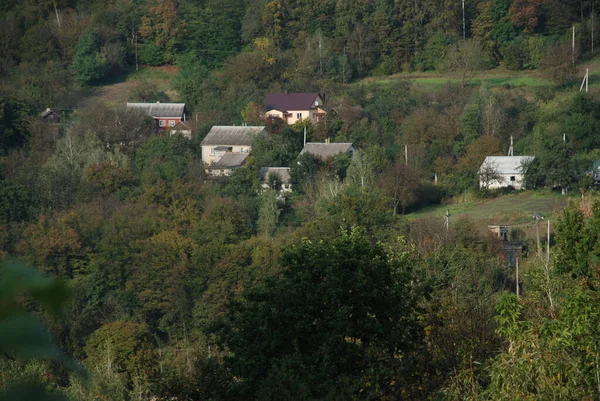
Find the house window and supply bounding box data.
[169,120,176,127]
[241,148,249,153]
[296,113,302,119]
[510,176,516,181]
[158,119,166,127]
[211,148,216,155]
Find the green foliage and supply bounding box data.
[135,135,195,183]
[85,321,154,377]
[71,30,109,85]
[214,227,420,400]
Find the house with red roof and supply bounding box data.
[264,93,326,125]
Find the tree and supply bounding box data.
[139,0,183,64]
[213,227,421,400]
[509,0,543,33]
[442,39,490,86]
[256,189,280,238]
[479,162,505,189]
[71,30,109,84]
[540,40,577,86]
[378,162,422,214]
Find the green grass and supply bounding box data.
[405,191,571,230]
[361,74,551,88]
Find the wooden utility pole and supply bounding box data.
[405,144,408,166]
[516,257,520,297]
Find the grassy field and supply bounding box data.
[405,191,574,235]
[82,65,179,106]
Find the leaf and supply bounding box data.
[0,260,70,313]
[0,313,61,360]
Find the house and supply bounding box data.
[201,125,266,176]
[40,108,65,124]
[126,102,186,130]
[169,121,193,139]
[264,93,326,125]
[260,167,292,193]
[205,153,250,177]
[479,156,534,190]
[299,140,355,160]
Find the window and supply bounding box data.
[510,176,516,181]
[211,148,216,155]
[169,120,176,127]
[158,119,166,127]
[241,148,249,153]
[296,113,302,119]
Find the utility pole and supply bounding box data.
[547,219,550,263]
[515,256,519,297]
[573,25,576,66]
[462,0,466,40]
[405,144,408,166]
[533,212,543,258]
[580,68,589,92]
[303,126,307,146]
[593,11,595,53]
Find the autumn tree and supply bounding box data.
[139,0,183,64]
[509,0,543,33]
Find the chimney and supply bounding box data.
[325,138,330,144]
[156,101,160,103]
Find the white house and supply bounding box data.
[264,93,326,125]
[479,156,535,190]
[201,125,266,176]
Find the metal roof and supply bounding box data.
[260,167,291,184]
[299,142,355,160]
[201,126,266,146]
[265,93,321,112]
[479,156,535,174]
[126,102,186,118]
[213,153,249,168]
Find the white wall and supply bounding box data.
[480,173,526,190]
[202,145,251,165]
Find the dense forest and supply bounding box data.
[4,0,600,400]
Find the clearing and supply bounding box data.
[81,66,179,106]
[406,191,575,235]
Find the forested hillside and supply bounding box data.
[4,0,600,400]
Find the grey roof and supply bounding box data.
[212,153,249,168]
[201,126,266,146]
[479,156,535,174]
[260,167,291,184]
[300,142,355,160]
[40,108,61,118]
[126,102,185,118]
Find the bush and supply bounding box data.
[138,42,164,66]
[502,40,525,70]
